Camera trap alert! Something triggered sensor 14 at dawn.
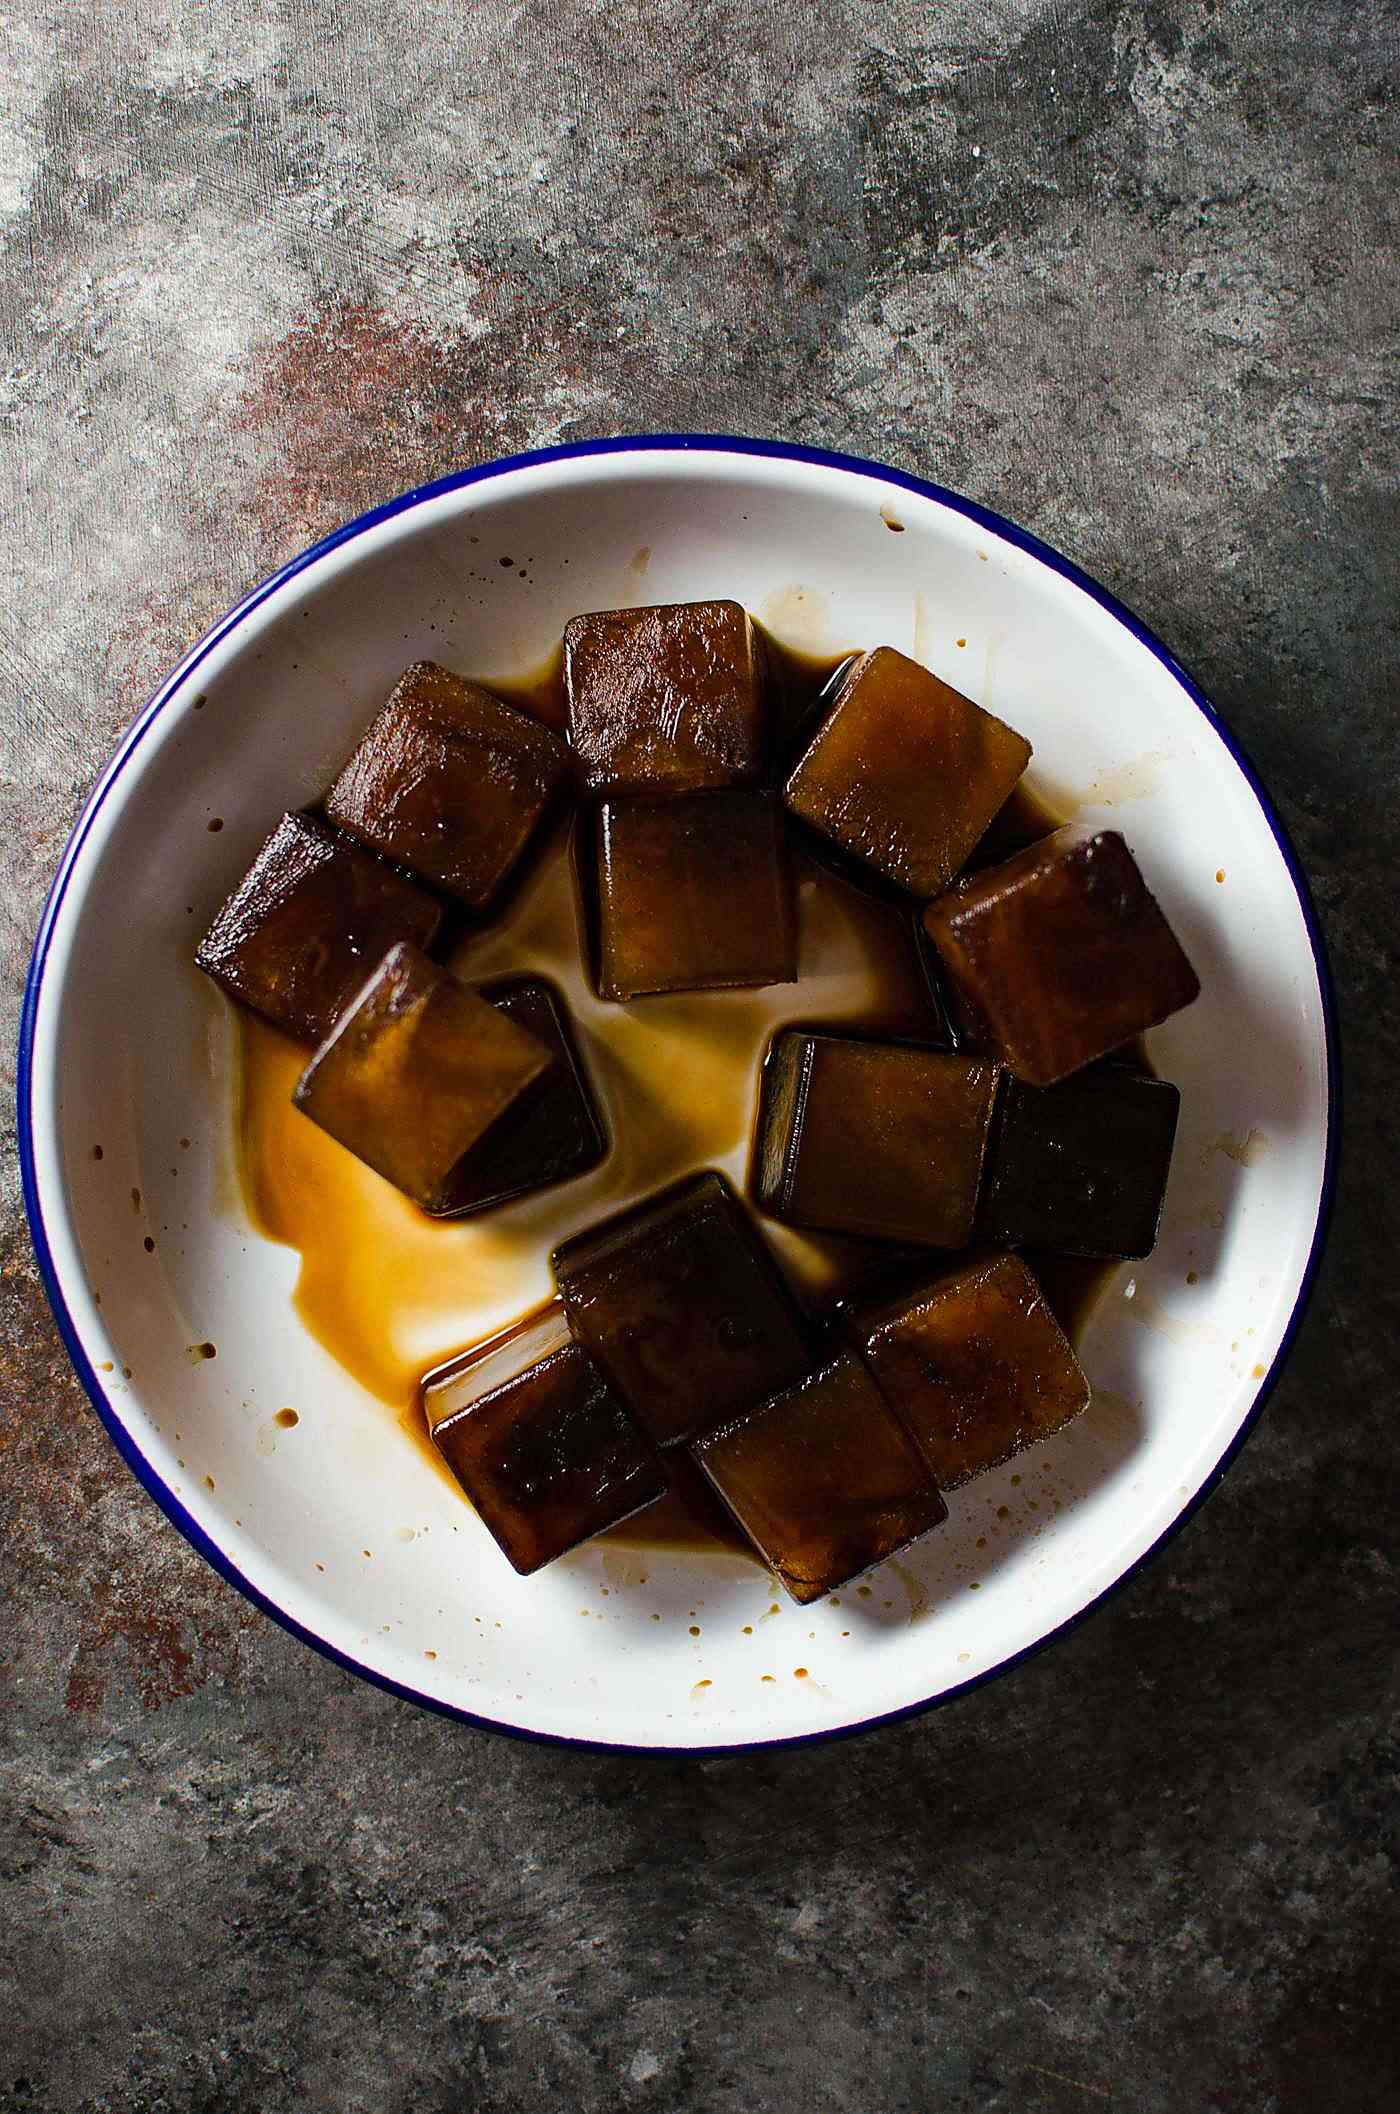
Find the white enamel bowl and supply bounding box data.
[19,439,1336,1751]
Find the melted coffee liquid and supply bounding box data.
[235,636,1112,1556]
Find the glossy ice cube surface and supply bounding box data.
[753,1031,1000,1247]
[551,1171,813,1448]
[693,1352,949,1604]
[592,789,797,1000]
[784,647,1032,896]
[923,827,1200,1085]
[292,942,553,1212]
[195,810,443,1044]
[982,1068,1181,1258]
[564,599,766,796]
[324,660,570,908]
[445,976,607,1216]
[423,1305,667,1575]
[847,1251,1090,1488]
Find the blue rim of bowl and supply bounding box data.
[17,434,1340,1756]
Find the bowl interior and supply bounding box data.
[25,447,1331,1748]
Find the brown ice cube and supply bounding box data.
[194,810,443,1044]
[564,599,766,796]
[292,942,554,1213]
[784,647,1031,896]
[551,1171,812,1449]
[846,1251,1090,1486]
[443,975,607,1216]
[423,1304,666,1574]
[591,789,797,1000]
[753,1031,1000,1247]
[324,660,571,909]
[922,826,1200,1086]
[981,1068,1181,1259]
[692,1351,948,1603]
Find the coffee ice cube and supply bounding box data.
[564,599,766,796]
[981,1068,1181,1258]
[292,942,554,1213]
[847,1252,1090,1486]
[195,810,443,1044]
[445,975,608,1216]
[693,1352,948,1603]
[324,661,571,909]
[922,827,1200,1085]
[551,1171,812,1449]
[591,789,797,1000]
[753,1031,1000,1247]
[784,647,1031,896]
[423,1304,666,1574]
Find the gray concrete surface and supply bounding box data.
[2,3,1397,2109]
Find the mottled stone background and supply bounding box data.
[2,2,1396,2109]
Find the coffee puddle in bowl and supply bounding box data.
[232,638,1112,1559]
